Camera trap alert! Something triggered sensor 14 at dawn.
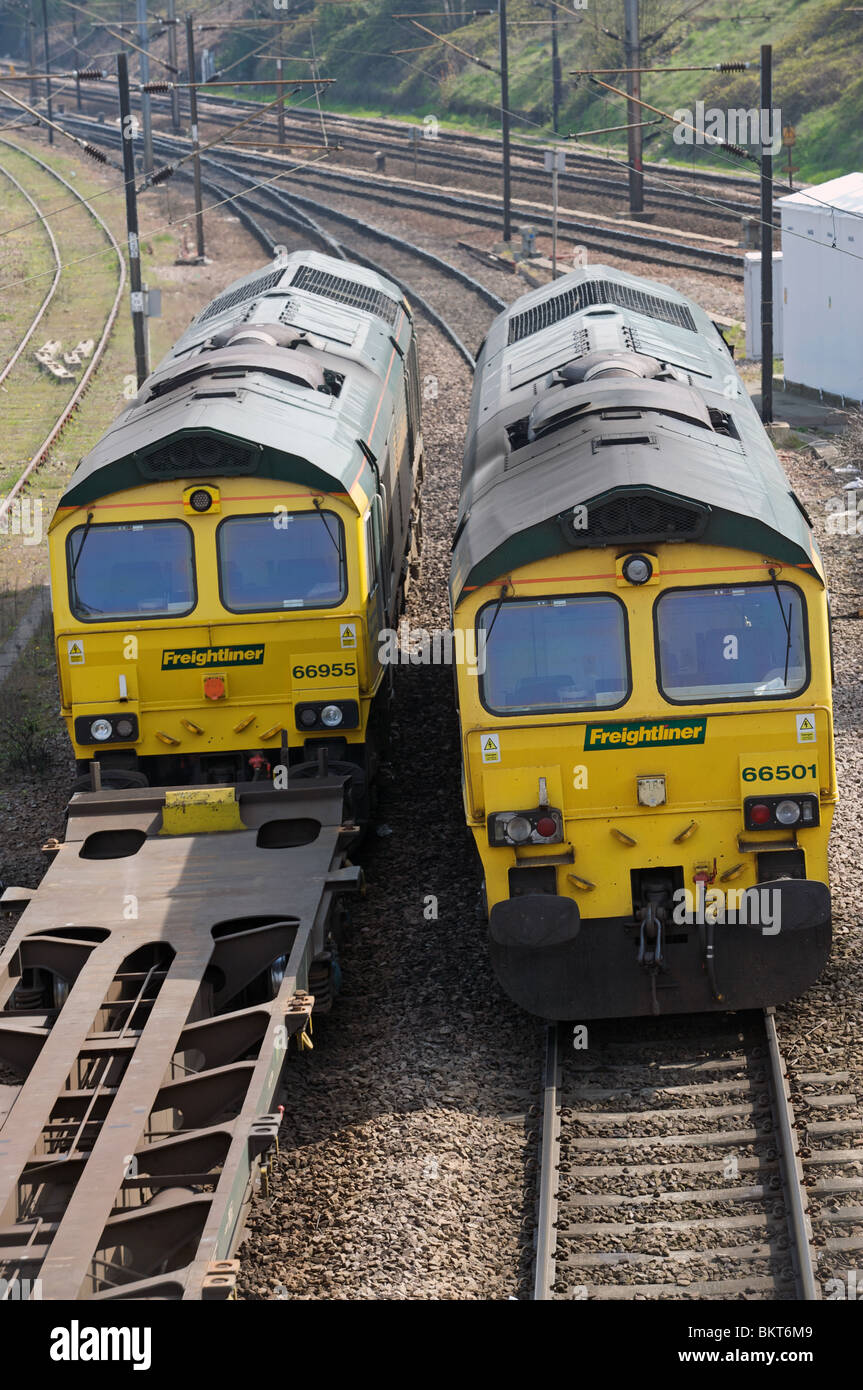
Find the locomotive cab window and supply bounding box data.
[67,520,196,621]
[655,582,809,702]
[477,594,630,715]
[217,511,346,613]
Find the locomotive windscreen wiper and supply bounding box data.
[768,567,794,687]
[312,497,341,555]
[69,511,95,610]
[482,582,511,645]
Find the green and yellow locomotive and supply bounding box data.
[49,252,422,815]
[451,266,835,1019]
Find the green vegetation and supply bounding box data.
[205,0,863,183]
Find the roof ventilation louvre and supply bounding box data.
[707,407,740,439]
[290,265,400,326]
[198,269,285,324]
[508,278,697,344]
[137,435,261,479]
[561,488,708,548]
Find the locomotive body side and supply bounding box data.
[450,266,835,1019]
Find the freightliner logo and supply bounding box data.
[584,718,707,749]
[161,645,265,670]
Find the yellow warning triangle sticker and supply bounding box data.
[483,737,497,750]
[800,718,813,729]
[69,642,82,655]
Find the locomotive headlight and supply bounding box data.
[183,484,220,515]
[295,701,359,732]
[90,718,113,742]
[622,553,653,586]
[775,799,802,826]
[506,815,532,844]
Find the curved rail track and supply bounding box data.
[71,85,776,227]
[0,138,125,525]
[533,1010,863,1301]
[0,161,62,390]
[3,112,506,369]
[21,106,746,284]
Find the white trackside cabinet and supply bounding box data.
[743,251,783,360]
[779,173,863,402]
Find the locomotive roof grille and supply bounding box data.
[566,489,708,547]
[507,279,697,345]
[290,265,400,326]
[198,268,286,323]
[137,434,261,479]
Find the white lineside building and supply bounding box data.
[779,172,863,403]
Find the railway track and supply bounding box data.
[20,106,745,284]
[71,86,776,227]
[534,1010,863,1301]
[0,161,62,391]
[0,138,125,525]
[3,114,506,370]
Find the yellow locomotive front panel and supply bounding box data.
[454,543,835,1017]
[52,480,381,789]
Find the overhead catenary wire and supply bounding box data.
[401,18,498,72]
[571,62,752,74]
[141,78,334,90]
[0,149,334,298]
[58,0,180,74]
[583,74,761,162]
[0,81,328,241]
[572,75,863,232]
[0,85,107,162]
[137,81,321,190]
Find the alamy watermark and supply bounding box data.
[826,490,863,535]
[672,102,782,155]
[0,497,42,545]
[377,620,487,675]
[672,884,781,935]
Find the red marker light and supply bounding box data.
[536,816,557,838]
[749,803,772,827]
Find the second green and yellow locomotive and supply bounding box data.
[49,252,422,814]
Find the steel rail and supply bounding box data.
[0,138,125,527]
[0,160,62,388]
[5,106,744,281]
[537,1010,844,1301]
[140,115,746,277]
[534,1022,562,1300]
[763,1007,820,1301]
[34,115,498,370]
[70,84,772,225]
[130,86,775,196]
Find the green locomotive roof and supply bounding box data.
[55,251,412,513]
[450,266,822,604]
